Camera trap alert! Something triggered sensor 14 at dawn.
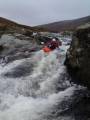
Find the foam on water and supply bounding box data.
[0,86,77,120]
[0,46,84,120]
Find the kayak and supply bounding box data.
[42,46,52,53]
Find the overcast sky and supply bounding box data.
[0,0,90,26]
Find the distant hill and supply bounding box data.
[0,17,38,36]
[0,17,17,26]
[35,16,90,32]
[0,16,90,34]
[0,17,34,30]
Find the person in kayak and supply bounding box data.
[49,38,59,50]
[42,38,62,53]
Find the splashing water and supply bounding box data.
[0,47,86,120]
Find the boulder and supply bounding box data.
[65,23,90,88]
[0,45,4,52]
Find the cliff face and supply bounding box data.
[65,23,90,88]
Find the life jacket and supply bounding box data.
[42,46,51,53]
[48,41,58,50]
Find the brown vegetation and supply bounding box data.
[35,16,90,32]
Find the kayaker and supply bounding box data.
[42,38,62,53]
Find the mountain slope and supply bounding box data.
[0,16,90,33]
[0,17,33,29]
[0,17,38,36]
[36,16,90,32]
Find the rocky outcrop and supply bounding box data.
[65,23,90,88]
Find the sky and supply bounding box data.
[0,0,90,26]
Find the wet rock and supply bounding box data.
[35,34,52,45]
[65,23,90,88]
[0,33,40,57]
[3,61,34,78]
[23,30,33,37]
[0,45,4,52]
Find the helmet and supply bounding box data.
[52,38,56,41]
[41,42,44,45]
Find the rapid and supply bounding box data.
[0,34,88,120]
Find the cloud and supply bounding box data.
[0,0,90,26]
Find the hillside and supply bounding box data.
[0,16,90,34]
[0,17,38,36]
[35,16,90,32]
[0,17,34,29]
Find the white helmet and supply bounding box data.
[52,38,56,41]
[41,42,44,45]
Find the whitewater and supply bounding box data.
[0,37,87,120]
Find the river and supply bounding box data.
[0,34,89,120]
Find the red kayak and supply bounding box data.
[42,46,52,53]
[42,38,62,53]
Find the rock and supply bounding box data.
[23,30,33,37]
[0,33,40,58]
[36,35,52,45]
[0,45,4,52]
[65,23,90,88]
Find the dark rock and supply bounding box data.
[23,30,33,37]
[65,23,90,88]
[0,45,4,52]
[36,35,52,45]
[3,62,34,78]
